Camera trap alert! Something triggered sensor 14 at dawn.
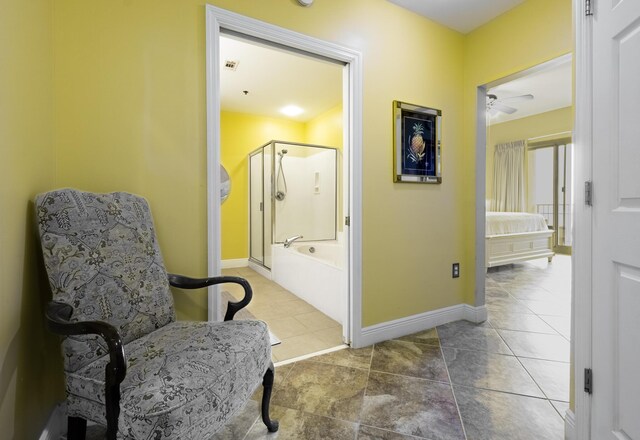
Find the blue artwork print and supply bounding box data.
[402,115,435,175]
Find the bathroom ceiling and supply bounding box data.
[386,0,526,34]
[220,35,343,122]
[487,59,573,125]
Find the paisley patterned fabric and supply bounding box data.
[36,189,272,439]
[67,320,271,439]
[36,189,176,372]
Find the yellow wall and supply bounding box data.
[486,106,573,198]
[305,105,343,149]
[0,0,65,437]
[221,111,306,260]
[53,0,467,327]
[0,0,576,434]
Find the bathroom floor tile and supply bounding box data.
[442,347,544,397]
[311,325,344,346]
[520,357,570,402]
[271,332,340,361]
[294,310,340,332]
[497,329,570,362]
[371,340,449,382]
[272,360,368,422]
[361,371,465,440]
[454,386,564,440]
[261,315,310,339]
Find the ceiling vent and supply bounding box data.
[224,60,239,71]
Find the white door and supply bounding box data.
[591,0,640,438]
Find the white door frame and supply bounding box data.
[573,0,593,437]
[204,5,364,347]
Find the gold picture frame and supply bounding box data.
[393,100,442,183]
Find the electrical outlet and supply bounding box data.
[452,263,460,278]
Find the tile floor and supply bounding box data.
[81,256,571,439]
[221,266,344,362]
[214,255,571,439]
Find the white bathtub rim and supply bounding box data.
[283,241,343,270]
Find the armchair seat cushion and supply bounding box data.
[66,319,271,439]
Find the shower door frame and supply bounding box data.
[205,5,364,347]
[249,141,339,270]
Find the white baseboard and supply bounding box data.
[221,258,249,269]
[564,409,576,440]
[247,260,271,279]
[360,303,487,347]
[39,403,65,440]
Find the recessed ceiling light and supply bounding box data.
[280,105,304,117]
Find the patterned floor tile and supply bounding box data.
[437,321,513,355]
[244,405,357,440]
[497,329,570,362]
[271,360,368,422]
[371,340,449,382]
[519,357,570,402]
[443,347,544,397]
[361,371,465,440]
[454,386,564,440]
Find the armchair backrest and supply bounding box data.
[35,189,176,372]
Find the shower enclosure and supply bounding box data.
[248,140,338,269]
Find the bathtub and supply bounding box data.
[271,241,345,325]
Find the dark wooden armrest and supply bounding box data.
[46,301,127,385]
[167,274,253,321]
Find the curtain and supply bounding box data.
[492,140,526,212]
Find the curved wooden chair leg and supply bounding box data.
[261,364,279,432]
[68,416,87,440]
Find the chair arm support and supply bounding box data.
[45,301,127,385]
[167,274,253,321]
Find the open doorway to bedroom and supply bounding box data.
[480,53,573,419]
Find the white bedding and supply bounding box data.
[486,212,549,236]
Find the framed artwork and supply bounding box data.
[393,100,442,183]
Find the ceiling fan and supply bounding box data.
[486,93,534,116]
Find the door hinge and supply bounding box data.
[585,0,593,16]
[585,181,593,206]
[345,216,351,227]
[584,368,593,394]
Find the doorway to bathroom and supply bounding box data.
[206,7,363,363]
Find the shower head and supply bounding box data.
[278,149,288,156]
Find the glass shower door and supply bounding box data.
[249,150,264,265]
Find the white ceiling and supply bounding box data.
[219,7,570,126]
[387,0,526,34]
[220,35,343,122]
[487,59,573,125]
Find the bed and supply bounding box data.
[485,211,555,269]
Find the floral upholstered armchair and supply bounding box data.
[36,189,278,440]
